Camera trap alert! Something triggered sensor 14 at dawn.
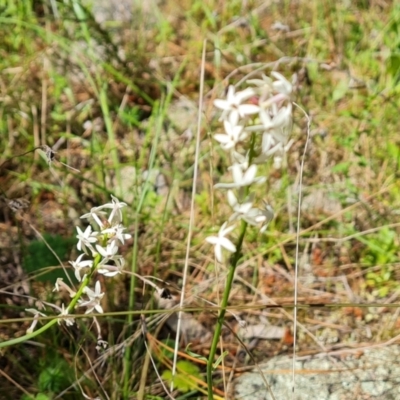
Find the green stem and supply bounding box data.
[0,256,100,349]
[206,220,247,399]
[207,132,257,398]
[0,314,58,348]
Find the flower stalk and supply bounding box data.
[0,195,131,349]
[205,72,293,398]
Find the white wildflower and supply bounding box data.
[97,256,125,277]
[80,207,107,230]
[96,195,128,225]
[53,278,76,297]
[214,86,259,123]
[205,222,237,262]
[227,190,254,220]
[76,225,97,254]
[101,224,132,245]
[80,281,104,314]
[95,241,118,260]
[214,118,247,150]
[227,190,274,229]
[69,253,93,282]
[58,303,75,326]
[271,71,293,96]
[26,308,46,334]
[214,164,266,189]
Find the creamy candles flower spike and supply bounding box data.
[206,72,293,262]
[26,196,131,335]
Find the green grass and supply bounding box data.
[1,0,400,399]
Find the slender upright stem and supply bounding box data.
[206,220,247,399]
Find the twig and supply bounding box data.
[291,102,311,396]
[171,38,207,390]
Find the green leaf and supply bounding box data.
[386,53,400,78]
[161,361,201,393]
[185,343,208,363]
[21,394,50,400]
[331,161,351,174]
[213,351,229,370]
[38,359,73,393]
[332,80,348,102]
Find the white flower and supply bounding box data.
[80,207,107,230]
[227,191,274,229]
[85,281,104,300]
[96,241,118,260]
[214,164,266,189]
[214,118,247,150]
[246,103,292,136]
[69,253,93,282]
[214,86,259,123]
[227,190,254,219]
[58,303,75,326]
[76,225,97,254]
[231,151,250,170]
[79,281,104,314]
[102,224,132,245]
[53,278,76,297]
[241,203,274,229]
[26,308,46,334]
[97,256,125,277]
[261,131,279,154]
[82,196,128,230]
[96,195,128,225]
[205,222,236,262]
[113,225,132,244]
[260,104,291,132]
[259,202,274,232]
[271,71,292,96]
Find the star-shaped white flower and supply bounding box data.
[227,190,254,219]
[97,256,125,278]
[97,195,128,225]
[240,202,274,230]
[80,207,107,230]
[227,191,274,229]
[102,224,132,245]
[69,253,93,282]
[96,241,119,260]
[58,303,75,326]
[271,71,292,96]
[214,164,266,189]
[76,225,97,254]
[214,119,247,150]
[79,281,104,314]
[205,222,236,262]
[214,86,259,123]
[259,202,275,232]
[53,278,76,297]
[26,308,46,334]
[260,105,291,136]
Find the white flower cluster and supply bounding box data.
[206,72,293,262]
[26,196,131,333]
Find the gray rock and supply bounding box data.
[234,346,400,399]
[81,0,161,24]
